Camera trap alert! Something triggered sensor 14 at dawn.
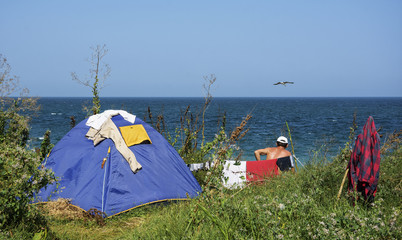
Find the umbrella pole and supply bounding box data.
[337,168,349,200]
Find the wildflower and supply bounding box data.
[323,228,329,234]
[277,234,284,239]
[278,203,285,210]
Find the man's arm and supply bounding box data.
[254,148,269,161]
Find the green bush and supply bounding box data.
[0,141,57,230]
[0,54,57,237]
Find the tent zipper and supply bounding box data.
[101,146,111,214]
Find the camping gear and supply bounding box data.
[37,111,201,217]
[217,157,294,189]
[347,116,381,202]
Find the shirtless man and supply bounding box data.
[254,136,291,161]
[254,136,294,172]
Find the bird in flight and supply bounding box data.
[273,81,294,86]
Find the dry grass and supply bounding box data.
[381,129,401,153]
[40,198,85,220]
[40,198,146,239]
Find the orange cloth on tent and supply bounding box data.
[119,124,152,147]
[246,159,279,182]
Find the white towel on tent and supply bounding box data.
[86,110,136,130]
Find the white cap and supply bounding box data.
[277,136,288,144]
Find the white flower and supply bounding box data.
[279,203,285,210]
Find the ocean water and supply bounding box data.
[29,97,402,164]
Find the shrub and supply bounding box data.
[0,141,57,230]
[0,54,57,237]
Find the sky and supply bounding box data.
[1,1,401,97]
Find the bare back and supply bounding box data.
[266,147,291,160]
[254,146,291,161]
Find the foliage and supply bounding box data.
[0,142,58,234]
[41,142,401,239]
[0,54,57,238]
[71,44,111,116]
[39,130,54,160]
[0,55,40,147]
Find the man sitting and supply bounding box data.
[254,136,294,172]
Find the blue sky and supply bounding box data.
[1,1,401,97]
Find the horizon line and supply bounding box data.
[13,96,402,98]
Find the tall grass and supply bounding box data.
[122,144,401,239]
[35,138,401,240]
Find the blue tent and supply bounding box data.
[37,113,201,217]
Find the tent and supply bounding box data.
[37,110,201,217]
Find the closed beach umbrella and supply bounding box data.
[347,116,381,202]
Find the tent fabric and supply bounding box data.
[119,124,152,147]
[347,116,381,202]
[37,113,201,217]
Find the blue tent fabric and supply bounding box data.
[37,114,201,217]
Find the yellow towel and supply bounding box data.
[119,124,152,147]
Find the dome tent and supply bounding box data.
[37,111,201,217]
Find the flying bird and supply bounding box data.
[273,81,294,86]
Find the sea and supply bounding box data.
[29,97,401,164]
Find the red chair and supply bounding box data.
[246,159,279,182]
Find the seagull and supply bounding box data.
[273,81,294,86]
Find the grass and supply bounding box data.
[26,144,401,240]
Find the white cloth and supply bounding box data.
[187,162,211,171]
[222,160,247,189]
[86,117,142,173]
[86,110,136,130]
